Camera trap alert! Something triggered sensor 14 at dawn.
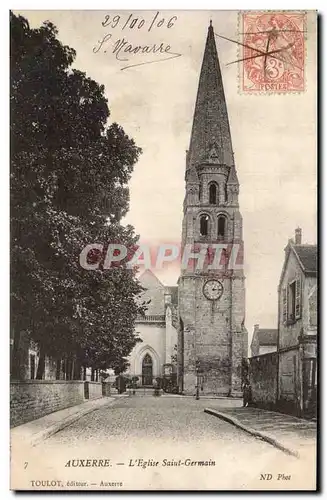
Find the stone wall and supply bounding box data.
[10,380,85,427]
[249,352,278,409]
[85,381,103,400]
[102,382,111,397]
[179,275,230,395]
[178,272,246,396]
[277,347,301,416]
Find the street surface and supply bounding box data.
[15,395,316,490]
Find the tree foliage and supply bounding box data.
[10,12,145,378]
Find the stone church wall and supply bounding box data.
[179,275,243,395]
[127,323,166,380]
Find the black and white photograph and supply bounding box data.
[9,8,317,491]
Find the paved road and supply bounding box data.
[20,396,315,490]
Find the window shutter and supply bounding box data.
[282,287,287,324]
[295,275,302,319]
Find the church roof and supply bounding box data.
[187,23,234,171]
[139,269,164,288]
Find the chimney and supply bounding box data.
[295,227,302,245]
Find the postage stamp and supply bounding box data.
[240,12,306,93]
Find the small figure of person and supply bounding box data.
[242,379,252,407]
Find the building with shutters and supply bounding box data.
[277,228,317,417]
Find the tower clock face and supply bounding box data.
[203,280,224,301]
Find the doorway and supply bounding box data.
[142,353,153,386]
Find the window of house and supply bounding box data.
[282,288,287,323]
[209,183,217,204]
[289,281,296,321]
[200,215,209,236]
[217,215,226,238]
[282,275,302,324]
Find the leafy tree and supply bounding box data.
[10,12,145,379]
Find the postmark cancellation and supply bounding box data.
[240,11,306,93]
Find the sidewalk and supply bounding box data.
[11,396,123,447]
[205,406,317,459]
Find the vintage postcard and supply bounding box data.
[10,9,317,491]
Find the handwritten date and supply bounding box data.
[101,12,177,32]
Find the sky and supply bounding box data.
[15,10,317,340]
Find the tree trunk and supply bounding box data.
[83,366,86,381]
[91,369,95,382]
[62,359,66,380]
[73,358,82,380]
[36,345,45,379]
[11,327,22,380]
[56,359,61,380]
[66,358,73,380]
[64,359,69,380]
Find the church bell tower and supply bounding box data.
[177,22,247,396]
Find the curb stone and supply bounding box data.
[18,397,119,447]
[161,394,242,400]
[204,408,300,459]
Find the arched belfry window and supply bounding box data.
[209,183,217,204]
[218,215,227,239]
[200,215,210,236]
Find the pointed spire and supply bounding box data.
[187,22,234,171]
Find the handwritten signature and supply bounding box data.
[93,12,181,70]
[93,34,181,70]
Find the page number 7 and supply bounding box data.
[24,462,28,469]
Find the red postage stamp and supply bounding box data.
[241,12,306,93]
